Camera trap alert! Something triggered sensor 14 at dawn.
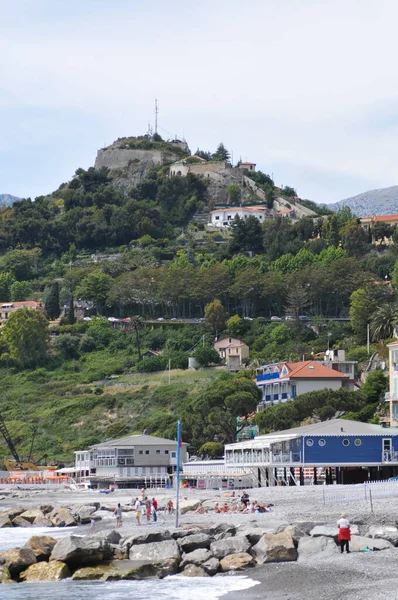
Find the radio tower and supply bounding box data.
[154,98,159,135]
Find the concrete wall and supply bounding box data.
[296,379,342,395]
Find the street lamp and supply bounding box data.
[327,332,332,355]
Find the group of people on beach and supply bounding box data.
[113,488,159,528]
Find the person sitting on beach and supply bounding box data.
[240,490,249,507]
[214,503,221,513]
[195,502,207,514]
[223,491,235,497]
[221,502,230,513]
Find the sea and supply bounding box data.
[0,525,259,600]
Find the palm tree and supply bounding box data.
[130,316,145,361]
[370,303,398,341]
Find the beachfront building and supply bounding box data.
[214,337,249,369]
[74,434,189,487]
[182,459,254,490]
[255,360,349,408]
[386,340,398,426]
[225,419,398,486]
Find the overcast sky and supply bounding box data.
[2,0,398,203]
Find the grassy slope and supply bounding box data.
[0,351,219,466]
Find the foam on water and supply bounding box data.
[0,575,259,600]
[0,526,74,551]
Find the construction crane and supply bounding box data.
[0,414,47,471]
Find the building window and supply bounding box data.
[165,450,169,454]
[354,439,362,446]
[318,439,326,447]
[156,450,160,454]
[342,439,350,446]
[171,451,176,458]
[139,450,143,454]
[145,450,150,454]
[215,216,219,220]
[306,439,314,447]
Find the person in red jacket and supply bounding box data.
[337,512,351,554]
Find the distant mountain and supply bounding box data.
[0,194,19,207]
[327,185,398,217]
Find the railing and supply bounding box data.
[382,452,398,462]
[271,452,302,463]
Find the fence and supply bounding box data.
[323,480,398,511]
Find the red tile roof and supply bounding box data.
[0,301,42,308]
[280,360,348,380]
[240,162,256,165]
[362,214,398,222]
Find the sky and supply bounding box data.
[2,0,398,203]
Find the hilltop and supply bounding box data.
[0,194,18,207]
[327,185,398,217]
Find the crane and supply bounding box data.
[0,413,43,471]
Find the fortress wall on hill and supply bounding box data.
[95,148,178,170]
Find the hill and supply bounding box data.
[327,185,398,217]
[0,194,18,207]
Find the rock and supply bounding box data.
[1,507,25,520]
[25,535,57,561]
[310,525,359,539]
[237,522,290,544]
[179,533,211,553]
[12,516,32,528]
[72,565,116,581]
[284,525,307,545]
[0,566,15,584]
[170,527,209,539]
[39,504,54,515]
[210,536,251,559]
[109,543,128,560]
[0,548,37,577]
[293,521,327,536]
[179,499,202,514]
[90,530,122,545]
[33,516,53,527]
[181,564,209,577]
[349,535,393,552]
[49,507,76,527]
[128,540,180,575]
[368,525,398,546]
[180,548,213,569]
[109,559,175,580]
[50,535,108,567]
[0,517,12,528]
[122,528,171,548]
[20,509,45,523]
[19,561,70,582]
[220,552,255,571]
[252,532,297,564]
[209,523,236,536]
[298,535,338,558]
[75,505,97,524]
[202,557,220,576]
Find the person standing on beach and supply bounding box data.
[152,497,158,522]
[337,512,351,553]
[145,496,151,522]
[114,503,122,528]
[135,497,141,525]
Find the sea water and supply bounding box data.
[0,526,259,600]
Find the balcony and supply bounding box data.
[382,452,398,463]
[256,372,280,383]
[272,452,302,463]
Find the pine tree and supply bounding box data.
[66,294,76,325]
[45,282,60,320]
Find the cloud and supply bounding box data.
[2,0,398,201]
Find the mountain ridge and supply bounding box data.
[0,194,19,207]
[326,185,398,217]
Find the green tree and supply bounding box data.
[130,315,145,361]
[76,270,112,312]
[53,333,80,359]
[341,220,370,257]
[265,187,275,209]
[212,143,230,162]
[322,215,340,247]
[204,299,226,333]
[226,183,241,206]
[0,272,15,301]
[283,186,296,197]
[10,281,32,302]
[361,369,388,405]
[193,344,221,367]
[2,248,41,280]
[66,294,76,325]
[45,282,60,320]
[198,441,224,458]
[2,307,49,368]
[370,303,398,341]
[350,284,392,342]
[226,314,246,338]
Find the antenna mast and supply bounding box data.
[155,98,159,135]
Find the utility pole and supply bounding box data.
[168,358,171,385]
[367,323,370,355]
[155,98,159,135]
[203,335,205,347]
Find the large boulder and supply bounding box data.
[1,507,25,520]
[181,564,209,577]
[128,540,180,575]
[19,561,70,582]
[284,525,307,545]
[220,552,255,572]
[180,548,213,570]
[20,509,45,524]
[72,565,117,581]
[298,535,338,558]
[39,504,54,515]
[210,536,251,559]
[310,525,359,540]
[122,528,171,548]
[0,566,15,584]
[90,530,122,545]
[179,533,211,553]
[202,557,220,576]
[0,516,12,529]
[108,559,176,580]
[49,507,76,527]
[33,516,53,527]
[12,516,32,528]
[50,535,109,567]
[349,535,393,552]
[367,525,398,546]
[74,505,97,524]
[252,532,297,564]
[0,548,37,577]
[25,535,57,561]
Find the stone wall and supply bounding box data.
[169,161,230,177]
[95,148,178,170]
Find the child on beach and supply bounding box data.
[337,512,351,554]
[113,503,122,528]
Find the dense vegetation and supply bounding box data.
[0,139,396,465]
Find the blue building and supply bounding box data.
[225,419,398,485]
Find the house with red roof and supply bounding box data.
[0,301,44,326]
[256,360,349,408]
[237,161,256,172]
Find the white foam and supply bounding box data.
[0,526,74,551]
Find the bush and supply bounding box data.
[53,333,80,359]
[79,334,98,353]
